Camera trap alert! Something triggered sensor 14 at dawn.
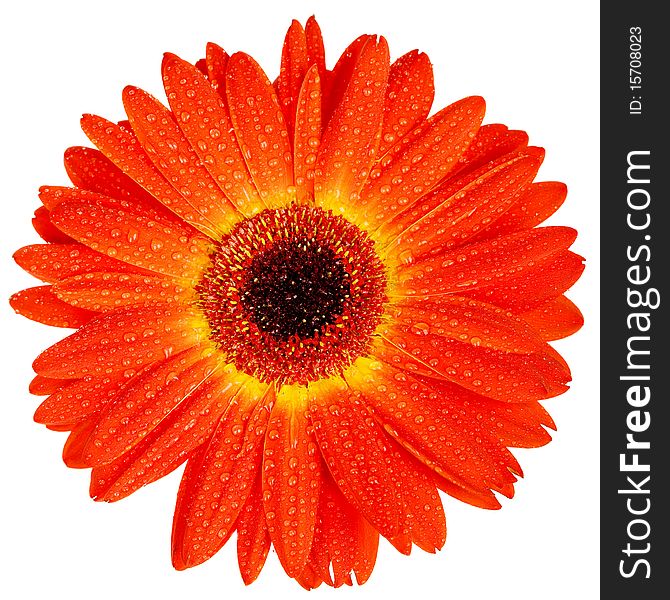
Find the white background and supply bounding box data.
[0,1,599,598]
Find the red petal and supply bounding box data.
[194,58,207,76]
[33,304,203,379]
[34,370,132,427]
[309,471,379,587]
[315,37,390,209]
[39,185,135,211]
[54,272,190,312]
[205,42,228,94]
[490,400,555,448]
[520,295,584,341]
[83,347,218,467]
[362,97,485,229]
[305,17,327,89]
[394,226,578,297]
[451,124,529,178]
[63,146,161,205]
[346,359,522,493]
[32,206,74,244]
[414,373,556,449]
[466,250,585,311]
[62,417,98,468]
[479,181,568,239]
[387,296,550,355]
[308,378,403,540]
[49,196,210,279]
[90,371,240,501]
[431,471,501,510]
[237,473,271,585]
[293,65,322,202]
[275,20,308,138]
[14,243,148,284]
[226,53,294,207]
[321,35,371,125]
[171,383,272,569]
[376,330,570,403]
[262,385,321,577]
[389,442,446,553]
[81,115,219,238]
[161,53,264,217]
[378,51,434,155]
[294,562,323,590]
[123,85,240,235]
[384,153,541,258]
[10,286,96,328]
[30,375,74,396]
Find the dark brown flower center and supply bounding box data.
[196,205,387,385]
[240,240,350,341]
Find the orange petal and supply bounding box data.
[321,34,371,125]
[32,303,203,379]
[49,196,210,279]
[309,470,379,587]
[394,226,577,297]
[14,243,149,284]
[237,472,271,585]
[81,114,219,238]
[361,97,485,230]
[479,181,568,239]
[389,442,446,553]
[10,286,96,328]
[83,347,218,467]
[54,272,191,312]
[161,53,264,217]
[305,17,327,88]
[90,371,240,501]
[262,385,321,577]
[194,58,207,76]
[315,37,390,209]
[171,383,272,569]
[376,330,570,403]
[205,42,228,94]
[30,375,74,396]
[384,153,541,258]
[451,124,529,178]
[226,52,293,207]
[34,370,133,427]
[294,562,323,590]
[488,399,555,448]
[431,471,501,510]
[32,206,74,244]
[466,250,585,311]
[387,296,550,355]
[520,295,584,341]
[346,358,521,493]
[414,373,556,449]
[380,147,540,246]
[63,146,160,206]
[123,85,240,235]
[308,377,403,540]
[293,65,322,202]
[378,50,434,155]
[62,417,98,468]
[39,185,141,211]
[275,20,308,139]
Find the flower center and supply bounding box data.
[197,205,387,385]
[240,241,350,341]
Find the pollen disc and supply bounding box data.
[197,205,387,384]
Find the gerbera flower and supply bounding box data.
[11,17,584,588]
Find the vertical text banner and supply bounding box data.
[601,3,668,597]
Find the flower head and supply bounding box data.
[11,17,584,588]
